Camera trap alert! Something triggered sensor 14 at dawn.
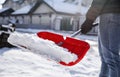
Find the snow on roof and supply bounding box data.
[0,0,6,4]
[80,6,89,15]
[12,2,36,15]
[11,0,89,15]
[44,0,80,15]
[0,7,11,13]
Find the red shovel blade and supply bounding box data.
[37,31,90,66]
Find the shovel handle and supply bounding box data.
[70,29,81,37]
[70,23,98,37]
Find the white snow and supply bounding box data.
[12,2,36,15]
[0,48,71,77]
[0,29,101,77]
[0,0,6,4]
[43,0,91,15]
[0,5,2,9]
[79,6,89,15]
[44,0,79,14]
[0,7,10,13]
[8,32,78,64]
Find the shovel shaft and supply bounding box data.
[70,29,81,37]
[70,23,99,37]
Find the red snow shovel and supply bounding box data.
[37,24,98,66]
[37,31,89,66]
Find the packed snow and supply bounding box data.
[8,32,78,64]
[0,29,101,77]
[0,48,71,77]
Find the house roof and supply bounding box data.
[0,0,6,4]
[43,0,80,15]
[12,2,36,15]
[2,0,89,16]
[2,0,24,5]
[12,0,81,16]
[0,7,14,16]
[11,0,42,15]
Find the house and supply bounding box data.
[0,0,98,34]
[0,0,83,31]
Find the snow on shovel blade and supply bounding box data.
[37,31,90,66]
[8,32,79,66]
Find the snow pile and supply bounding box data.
[8,32,78,64]
[0,48,71,77]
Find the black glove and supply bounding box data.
[81,19,98,34]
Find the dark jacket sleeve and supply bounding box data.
[86,0,109,22]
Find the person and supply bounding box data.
[0,23,16,48]
[80,0,120,77]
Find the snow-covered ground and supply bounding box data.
[0,29,101,77]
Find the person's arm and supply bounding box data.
[81,0,109,34]
[86,0,109,21]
